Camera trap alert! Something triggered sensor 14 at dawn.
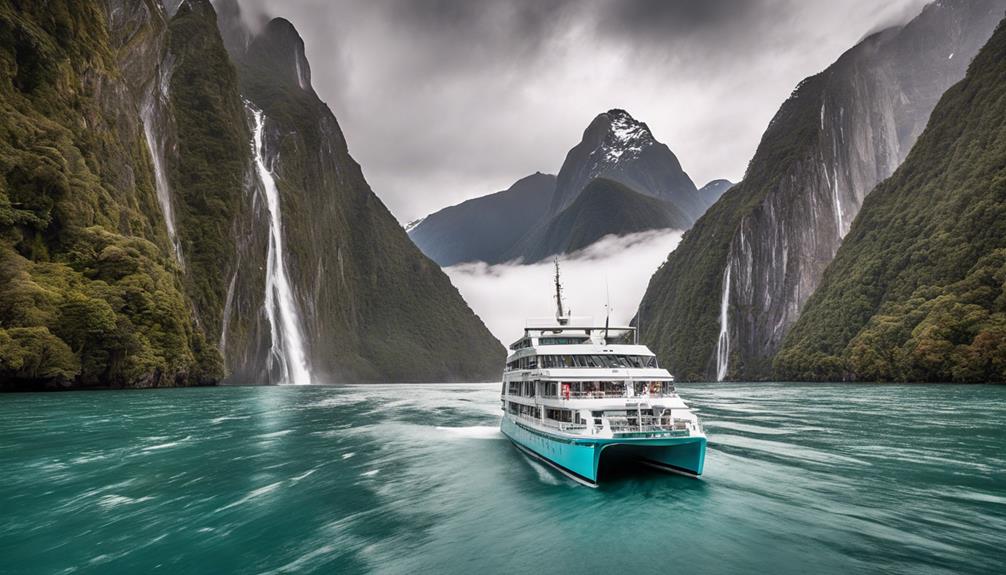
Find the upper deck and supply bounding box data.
[509,316,636,350]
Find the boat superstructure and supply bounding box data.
[499,261,706,487]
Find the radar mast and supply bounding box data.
[554,257,568,325]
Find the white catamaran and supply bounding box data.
[500,261,707,487]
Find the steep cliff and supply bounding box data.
[408,172,556,266]
[0,0,226,388]
[776,18,1006,382]
[164,0,248,350]
[219,12,505,383]
[638,0,1005,381]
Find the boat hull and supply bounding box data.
[500,416,706,486]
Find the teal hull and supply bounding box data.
[500,416,706,486]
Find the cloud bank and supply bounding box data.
[444,229,683,345]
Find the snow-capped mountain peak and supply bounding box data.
[591,109,655,168]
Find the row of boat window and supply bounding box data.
[538,337,588,345]
[511,339,533,350]
[510,336,590,351]
[507,401,579,424]
[507,402,541,419]
[505,380,674,398]
[506,354,658,371]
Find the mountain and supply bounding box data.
[775,18,1006,383]
[218,8,505,383]
[410,108,706,266]
[515,178,692,263]
[0,0,503,388]
[698,179,733,206]
[547,109,702,220]
[637,0,1005,381]
[408,172,556,266]
[501,109,702,262]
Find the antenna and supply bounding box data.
[553,257,568,324]
[635,303,640,345]
[604,278,610,342]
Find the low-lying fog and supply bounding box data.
[444,229,683,345]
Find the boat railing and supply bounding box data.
[511,413,589,433]
[518,413,693,436]
[542,390,677,400]
[604,415,692,434]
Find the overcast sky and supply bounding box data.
[236,0,928,223]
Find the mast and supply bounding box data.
[604,278,610,342]
[554,257,568,324]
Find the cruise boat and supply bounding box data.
[499,262,706,487]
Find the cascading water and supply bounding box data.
[249,105,312,385]
[716,263,732,382]
[140,67,183,262]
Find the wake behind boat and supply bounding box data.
[500,261,706,487]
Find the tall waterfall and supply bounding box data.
[715,263,732,382]
[140,73,182,262]
[249,106,312,385]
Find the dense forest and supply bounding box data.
[0,1,221,387]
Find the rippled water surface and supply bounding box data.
[2,383,1004,574]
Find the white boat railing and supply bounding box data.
[512,413,696,436]
[543,390,677,400]
[603,415,692,434]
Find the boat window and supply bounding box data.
[535,354,659,369]
[539,337,588,345]
[545,408,573,423]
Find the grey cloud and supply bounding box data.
[234,0,929,222]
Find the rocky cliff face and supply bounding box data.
[218,9,504,383]
[408,172,556,266]
[638,0,1006,381]
[776,17,1006,382]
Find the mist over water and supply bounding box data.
[444,229,683,343]
[1,383,1003,574]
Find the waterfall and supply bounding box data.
[249,105,312,385]
[716,263,732,382]
[140,81,183,263]
[294,47,309,90]
[219,270,238,356]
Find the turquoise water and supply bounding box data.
[1,383,1004,574]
